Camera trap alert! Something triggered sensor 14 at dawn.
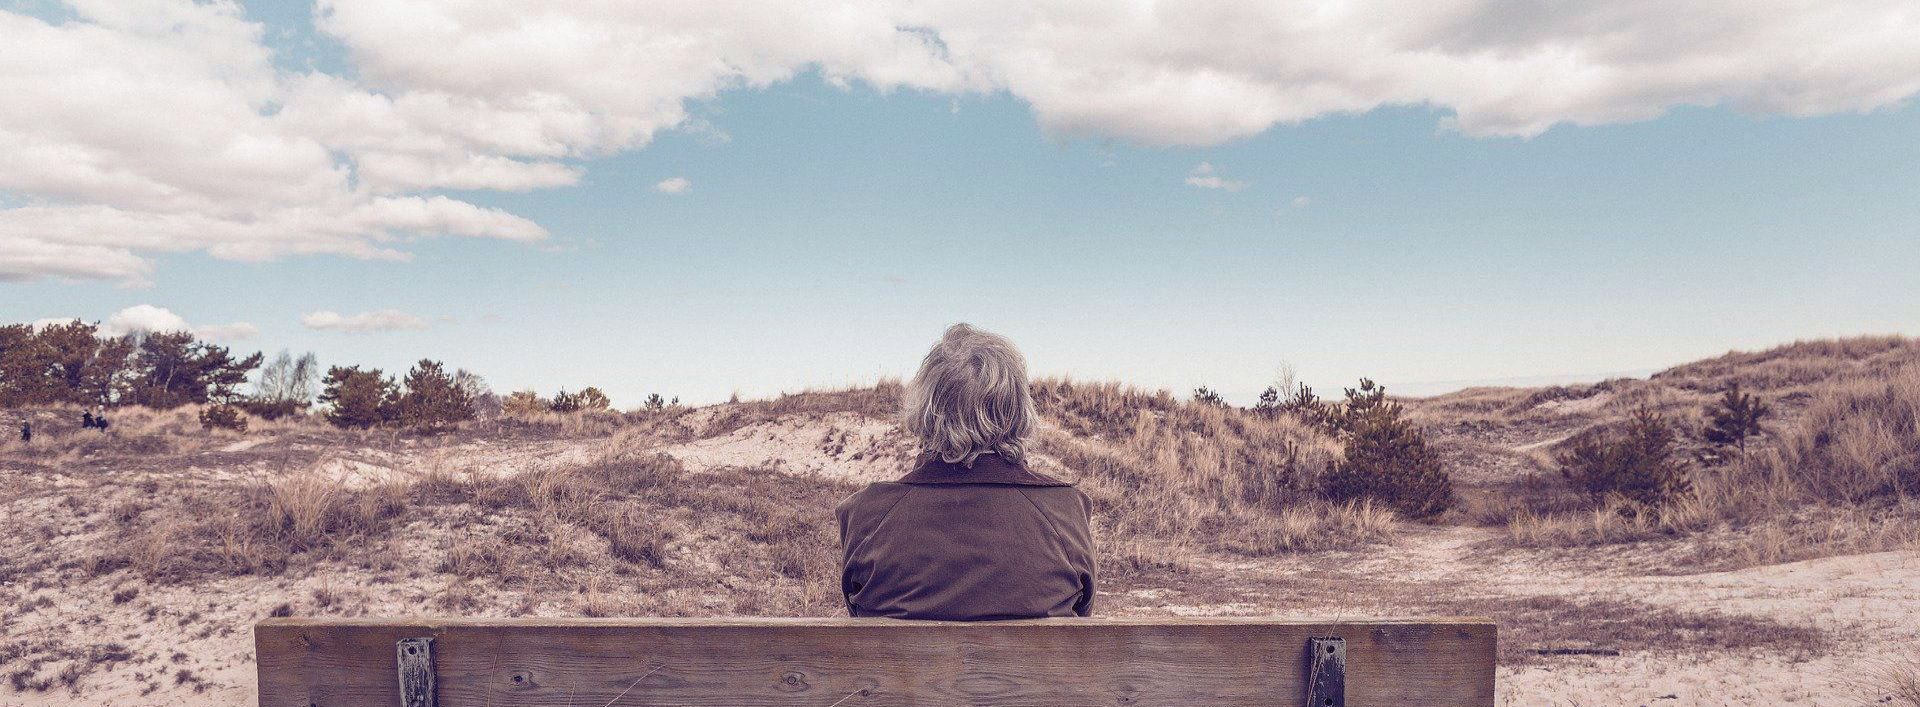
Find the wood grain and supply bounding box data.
[256,616,1495,707]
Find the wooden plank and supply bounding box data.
[256,616,1495,707]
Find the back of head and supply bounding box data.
[902,323,1036,467]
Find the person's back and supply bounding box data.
[837,323,1097,621]
[838,454,1094,620]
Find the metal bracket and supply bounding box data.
[1306,637,1345,707]
[397,637,437,707]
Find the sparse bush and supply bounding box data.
[1320,392,1453,519]
[1704,381,1769,455]
[1253,386,1281,416]
[197,404,246,432]
[549,389,583,413]
[576,387,612,411]
[1192,386,1227,408]
[501,389,547,417]
[317,365,398,429]
[1557,407,1691,508]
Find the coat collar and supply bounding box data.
[896,453,1071,487]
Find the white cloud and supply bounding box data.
[79,304,260,341]
[301,309,430,333]
[1291,196,1312,208]
[1184,162,1247,191]
[654,177,692,194]
[102,304,192,336]
[0,2,549,283]
[5,0,1920,281]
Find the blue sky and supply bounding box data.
[4,1,1918,405]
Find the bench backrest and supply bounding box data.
[256,616,1495,706]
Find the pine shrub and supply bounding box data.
[1192,387,1227,408]
[1704,382,1770,454]
[396,359,476,429]
[1320,398,1453,518]
[318,366,398,429]
[1557,407,1692,508]
[198,404,247,432]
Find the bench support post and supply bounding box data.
[396,637,436,707]
[1306,637,1345,707]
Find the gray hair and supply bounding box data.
[902,323,1036,468]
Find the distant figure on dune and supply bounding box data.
[82,411,94,429]
[18,421,28,444]
[836,323,1096,620]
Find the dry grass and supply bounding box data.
[1216,501,1398,554]
[87,471,411,582]
[1863,656,1920,707]
[1483,343,1920,561]
[1029,379,1373,553]
[1652,335,1920,393]
[1504,495,1712,548]
[1676,504,1920,570]
[63,424,857,617]
[0,405,241,463]
[1749,363,1920,503]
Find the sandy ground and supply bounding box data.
[661,411,914,484]
[3,411,1916,706]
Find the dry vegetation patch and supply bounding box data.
[6,336,1919,703]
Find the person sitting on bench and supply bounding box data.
[836,323,1096,620]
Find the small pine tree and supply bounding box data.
[1253,386,1282,417]
[643,393,667,411]
[1319,378,1388,435]
[397,359,475,429]
[1558,407,1691,508]
[1704,382,1770,454]
[1320,398,1453,518]
[1283,383,1335,431]
[1192,387,1227,408]
[549,389,584,413]
[199,404,247,432]
[318,366,398,429]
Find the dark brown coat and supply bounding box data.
[835,454,1096,620]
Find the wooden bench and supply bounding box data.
[256,616,1495,706]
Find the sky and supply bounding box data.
[3,0,1919,405]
